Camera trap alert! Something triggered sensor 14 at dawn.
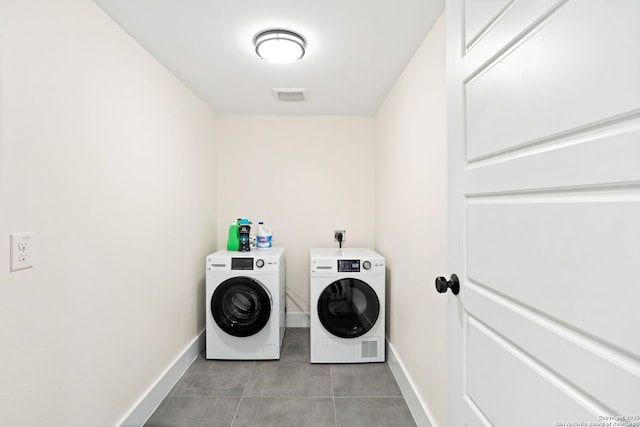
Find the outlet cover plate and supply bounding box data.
[334,230,346,242]
[10,232,34,271]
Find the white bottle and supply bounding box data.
[256,222,273,250]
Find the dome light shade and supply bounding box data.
[255,30,306,64]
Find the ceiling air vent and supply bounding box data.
[273,88,306,102]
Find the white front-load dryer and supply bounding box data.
[310,248,385,363]
[206,247,285,360]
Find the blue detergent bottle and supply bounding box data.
[238,219,252,252]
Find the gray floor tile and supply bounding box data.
[170,354,254,397]
[147,330,417,426]
[280,327,310,362]
[334,397,417,427]
[144,396,240,427]
[331,363,402,397]
[232,397,335,427]
[244,362,332,397]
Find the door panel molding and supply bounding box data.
[465,315,607,424]
[465,280,640,414]
[464,0,513,50]
[467,196,640,355]
[464,0,566,56]
[464,130,640,195]
[466,109,640,166]
[464,0,640,161]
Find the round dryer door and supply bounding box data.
[317,278,380,339]
[211,277,272,337]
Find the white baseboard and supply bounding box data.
[118,331,205,427]
[387,341,435,427]
[117,326,430,427]
[286,311,310,328]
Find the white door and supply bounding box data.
[445,0,640,426]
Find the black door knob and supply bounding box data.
[435,274,460,295]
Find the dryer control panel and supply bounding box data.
[311,258,384,277]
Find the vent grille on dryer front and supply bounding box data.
[361,341,378,358]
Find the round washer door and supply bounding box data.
[317,278,380,339]
[211,277,272,337]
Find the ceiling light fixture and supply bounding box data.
[254,29,306,64]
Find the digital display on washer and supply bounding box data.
[231,258,253,270]
[338,259,360,272]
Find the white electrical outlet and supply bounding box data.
[10,232,34,271]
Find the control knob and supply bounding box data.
[256,259,265,268]
[363,261,371,270]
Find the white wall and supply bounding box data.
[0,1,218,425]
[216,115,376,316]
[0,1,446,424]
[375,15,447,427]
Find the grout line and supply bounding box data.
[229,361,256,427]
[243,361,257,396]
[151,329,414,426]
[330,364,338,427]
[229,397,242,427]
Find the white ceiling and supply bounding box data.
[92,0,445,116]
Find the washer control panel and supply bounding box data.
[231,258,253,270]
[338,259,360,272]
[206,248,284,273]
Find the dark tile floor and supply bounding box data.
[145,328,417,427]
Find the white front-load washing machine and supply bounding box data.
[310,248,385,363]
[206,247,285,360]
